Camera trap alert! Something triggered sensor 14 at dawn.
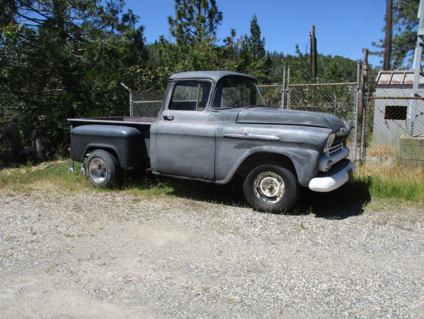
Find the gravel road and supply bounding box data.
[0,188,423,318]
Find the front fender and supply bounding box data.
[215,145,320,186]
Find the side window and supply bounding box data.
[169,82,211,111]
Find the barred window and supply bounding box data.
[384,105,407,120]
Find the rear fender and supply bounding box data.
[70,125,146,167]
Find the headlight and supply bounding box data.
[324,133,335,153]
[325,160,333,172]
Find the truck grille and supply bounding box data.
[330,131,348,155]
[333,133,347,145]
[329,143,343,154]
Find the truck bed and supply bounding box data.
[67,116,156,126]
[68,116,155,167]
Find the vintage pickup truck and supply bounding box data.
[68,71,355,213]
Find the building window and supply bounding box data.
[384,105,407,120]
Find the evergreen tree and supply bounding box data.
[239,15,265,72]
[371,0,420,69]
[167,0,223,45]
[0,0,147,152]
[248,15,265,64]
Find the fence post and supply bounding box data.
[408,1,424,135]
[360,49,369,163]
[120,82,132,116]
[129,88,133,117]
[287,66,291,109]
[281,66,286,109]
[353,60,361,162]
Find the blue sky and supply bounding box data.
[123,0,387,68]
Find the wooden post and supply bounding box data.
[360,49,369,163]
[383,0,392,71]
[310,25,317,77]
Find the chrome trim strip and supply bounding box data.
[223,131,280,141]
[67,119,154,125]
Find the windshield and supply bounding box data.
[213,77,265,109]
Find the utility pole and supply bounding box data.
[310,25,317,77]
[383,0,392,70]
[360,49,369,163]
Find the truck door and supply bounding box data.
[154,81,216,180]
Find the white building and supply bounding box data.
[373,71,424,146]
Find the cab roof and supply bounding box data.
[169,71,256,83]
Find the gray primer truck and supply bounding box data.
[68,71,355,213]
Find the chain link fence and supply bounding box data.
[258,83,357,121]
[258,83,359,160]
[130,90,164,118]
[257,85,284,108]
[288,83,357,121]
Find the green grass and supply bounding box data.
[356,165,424,203]
[0,161,91,192]
[0,160,422,215]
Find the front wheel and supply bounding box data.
[86,150,121,188]
[243,163,300,213]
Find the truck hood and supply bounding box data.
[236,108,345,132]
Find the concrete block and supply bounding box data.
[399,134,424,162]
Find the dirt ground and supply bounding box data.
[0,189,423,318]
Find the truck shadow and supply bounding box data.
[124,170,371,220]
[292,179,371,219]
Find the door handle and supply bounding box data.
[163,115,174,121]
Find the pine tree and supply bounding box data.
[0,0,147,151]
[248,15,265,64]
[239,15,265,72]
[167,0,223,45]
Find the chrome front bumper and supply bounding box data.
[309,159,355,192]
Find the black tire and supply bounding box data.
[86,150,121,188]
[243,162,300,213]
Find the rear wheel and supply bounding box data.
[86,150,121,188]
[243,162,300,213]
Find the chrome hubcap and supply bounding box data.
[253,171,285,204]
[88,158,107,184]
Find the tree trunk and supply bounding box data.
[32,130,49,162]
[3,123,26,163]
